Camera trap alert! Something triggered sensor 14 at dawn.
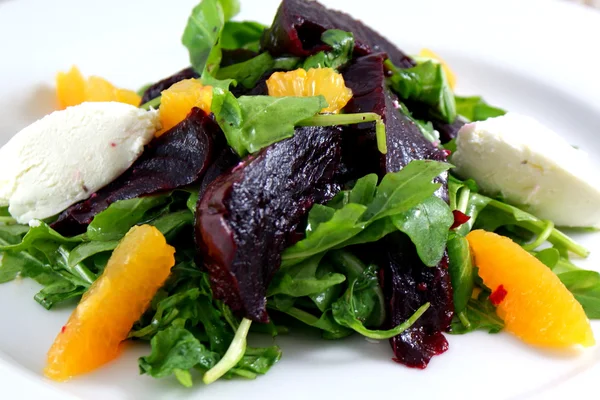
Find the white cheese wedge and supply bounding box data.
[451,112,600,227]
[0,102,160,223]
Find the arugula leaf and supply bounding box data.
[268,255,346,297]
[68,241,119,268]
[308,261,345,312]
[534,248,560,270]
[212,93,327,156]
[447,233,474,315]
[233,346,282,376]
[217,52,274,89]
[181,0,239,73]
[391,196,453,267]
[455,96,505,122]
[0,221,82,253]
[331,266,430,339]
[203,318,251,384]
[221,21,266,51]
[149,210,194,239]
[34,278,85,309]
[273,305,353,339]
[303,30,354,70]
[387,60,456,123]
[139,325,219,379]
[396,101,440,144]
[86,195,170,241]
[558,271,600,319]
[282,161,450,266]
[450,295,504,334]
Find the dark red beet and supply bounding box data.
[342,53,449,201]
[140,67,199,105]
[52,108,222,236]
[195,126,342,322]
[407,101,467,144]
[261,0,414,68]
[380,234,454,369]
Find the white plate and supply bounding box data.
[1,0,600,399]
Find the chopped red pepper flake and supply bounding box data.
[490,285,508,306]
[450,210,470,230]
[442,149,452,157]
[61,325,67,334]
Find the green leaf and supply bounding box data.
[181,0,239,73]
[87,195,170,241]
[348,174,378,205]
[558,270,600,319]
[396,101,440,144]
[34,278,84,310]
[139,326,219,379]
[268,255,346,297]
[308,261,345,312]
[220,21,266,51]
[211,87,245,155]
[234,346,282,376]
[391,196,453,267]
[534,248,560,270]
[388,60,456,123]
[68,241,119,268]
[150,210,194,238]
[217,52,274,89]
[455,96,505,122]
[0,221,82,253]
[275,306,353,339]
[331,269,429,339]
[450,294,504,334]
[447,233,474,314]
[203,318,252,384]
[303,29,354,70]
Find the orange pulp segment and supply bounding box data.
[466,229,594,348]
[55,66,141,109]
[266,68,353,113]
[158,78,213,136]
[44,225,175,381]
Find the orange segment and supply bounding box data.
[419,49,456,90]
[56,66,86,109]
[45,225,175,381]
[158,79,213,136]
[467,230,594,348]
[55,66,141,109]
[266,68,353,113]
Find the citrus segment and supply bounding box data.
[419,49,456,90]
[45,225,175,381]
[266,68,353,113]
[466,229,594,348]
[158,79,213,136]
[55,66,141,109]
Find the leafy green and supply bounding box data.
[203,318,252,384]
[181,0,239,73]
[558,271,600,319]
[233,346,282,377]
[220,21,266,51]
[455,96,505,122]
[87,196,170,241]
[391,196,453,267]
[268,255,346,297]
[217,52,274,89]
[67,241,119,269]
[332,263,429,339]
[450,294,504,334]
[0,221,82,253]
[387,60,456,123]
[396,101,440,144]
[139,326,219,379]
[212,92,326,156]
[447,233,474,315]
[282,161,450,266]
[534,247,561,270]
[303,30,354,70]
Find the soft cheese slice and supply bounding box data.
[0,102,160,223]
[452,112,600,227]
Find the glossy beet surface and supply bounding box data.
[262,0,414,68]
[380,234,454,369]
[343,53,449,200]
[139,67,199,105]
[52,108,222,235]
[195,126,342,322]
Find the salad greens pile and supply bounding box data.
[1,0,600,390]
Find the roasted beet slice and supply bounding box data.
[343,53,448,200]
[195,126,342,322]
[139,67,199,105]
[262,0,414,68]
[380,234,454,369]
[52,108,222,235]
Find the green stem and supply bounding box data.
[456,187,471,214]
[458,311,471,329]
[297,113,387,154]
[140,96,161,110]
[203,318,252,385]
[522,220,554,251]
[487,200,589,258]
